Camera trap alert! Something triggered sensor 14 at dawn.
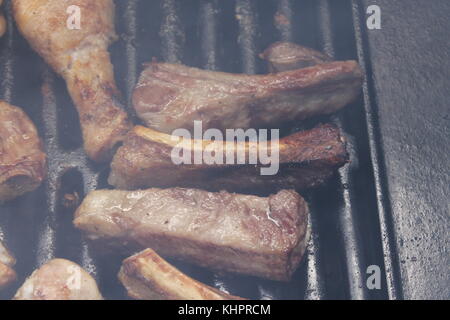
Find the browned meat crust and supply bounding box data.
[260,41,333,72]
[14,259,103,300]
[119,249,245,300]
[108,124,348,193]
[13,0,132,162]
[0,101,46,202]
[132,61,362,134]
[74,188,310,281]
[0,241,16,290]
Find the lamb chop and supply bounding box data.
[13,0,131,162]
[0,241,16,290]
[108,124,348,194]
[74,188,310,281]
[14,259,103,300]
[119,249,245,300]
[260,41,333,72]
[132,60,362,134]
[0,101,46,202]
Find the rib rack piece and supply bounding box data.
[75,188,310,281]
[119,249,245,300]
[133,60,363,134]
[108,124,348,194]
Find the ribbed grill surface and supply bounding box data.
[0,0,400,300]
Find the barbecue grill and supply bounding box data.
[0,0,448,300]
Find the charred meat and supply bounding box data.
[0,101,46,202]
[74,188,310,281]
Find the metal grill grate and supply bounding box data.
[0,0,402,300]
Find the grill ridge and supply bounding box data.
[318,0,368,300]
[350,0,403,300]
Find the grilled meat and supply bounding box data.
[14,259,103,300]
[0,241,16,290]
[108,124,348,193]
[260,41,332,72]
[132,61,362,134]
[0,0,6,38]
[74,188,310,281]
[119,249,245,300]
[13,0,132,162]
[0,101,46,202]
